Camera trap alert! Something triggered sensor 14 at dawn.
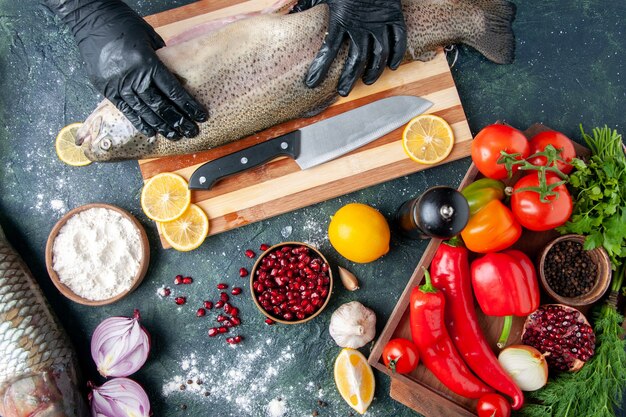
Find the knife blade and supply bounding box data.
[188,96,433,190]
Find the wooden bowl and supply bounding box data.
[250,242,333,325]
[45,203,150,306]
[538,234,611,307]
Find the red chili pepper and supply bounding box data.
[471,250,540,348]
[410,268,493,399]
[430,239,523,410]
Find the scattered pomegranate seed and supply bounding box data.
[231,287,242,295]
[182,276,193,284]
[174,297,186,305]
[204,301,213,310]
[226,335,243,344]
[208,328,218,337]
[174,275,184,285]
[220,292,229,302]
[239,268,249,277]
[196,308,206,317]
[260,244,270,251]
[265,318,275,325]
[231,317,241,326]
[158,287,171,297]
[215,300,225,309]
[217,283,228,290]
[217,326,228,333]
[217,315,227,322]
[230,307,240,317]
[223,319,233,328]
[245,249,256,258]
[223,303,232,314]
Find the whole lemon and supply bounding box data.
[328,203,391,263]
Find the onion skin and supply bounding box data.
[91,309,151,378]
[89,378,151,417]
[498,345,548,391]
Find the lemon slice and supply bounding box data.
[140,173,191,222]
[402,114,455,164]
[160,204,209,252]
[55,122,92,166]
[334,348,375,415]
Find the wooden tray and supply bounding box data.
[368,124,591,417]
[139,0,473,247]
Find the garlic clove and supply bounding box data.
[329,301,376,348]
[498,345,549,391]
[338,267,360,291]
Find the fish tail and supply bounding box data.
[465,0,516,64]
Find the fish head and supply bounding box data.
[76,100,156,162]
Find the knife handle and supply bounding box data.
[188,130,301,190]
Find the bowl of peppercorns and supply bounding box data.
[250,242,333,324]
[538,234,611,307]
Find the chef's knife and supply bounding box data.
[188,96,433,190]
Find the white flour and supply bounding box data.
[52,207,142,301]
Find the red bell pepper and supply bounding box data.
[430,239,523,409]
[471,250,540,348]
[410,268,493,399]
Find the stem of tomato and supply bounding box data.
[497,315,513,349]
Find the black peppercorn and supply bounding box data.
[544,240,597,297]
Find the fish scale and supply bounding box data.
[0,227,88,417]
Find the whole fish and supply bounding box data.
[0,226,88,417]
[77,0,516,161]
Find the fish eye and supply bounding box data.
[100,137,112,151]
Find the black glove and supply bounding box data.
[292,0,406,97]
[45,0,207,139]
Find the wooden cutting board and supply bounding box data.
[140,0,474,247]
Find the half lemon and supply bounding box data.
[402,114,454,164]
[334,348,375,415]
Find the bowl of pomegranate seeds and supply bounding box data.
[250,242,333,324]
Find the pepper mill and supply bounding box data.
[395,186,470,239]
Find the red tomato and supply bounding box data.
[471,124,530,179]
[511,173,573,231]
[527,130,576,174]
[382,338,420,374]
[477,393,511,417]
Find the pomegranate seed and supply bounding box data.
[220,292,229,302]
[226,336,242,345]
[283,312,294,321]
[208,328,218,337]
[231,317,241,326]
[245,249,256,258]
[217,326,228,333]
[223,303,232,314]
[196,308,206,317]
[215,300,225,309]
[174,275,184,285]
[260,244,270,251]
[217,283,228,290]
[296,312,306,320]
[217,315,227,322]
[159,287,171,297]
[265,318,275,325]
[231,287,242,295]
[223,319,233,328]
[182,276,193,284]
[239,268,249,277]
[174,297,186,305]
[230,307,240,317]
[204,301,213,309]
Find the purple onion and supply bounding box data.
[89,378,151,417]
[91,309,150,378]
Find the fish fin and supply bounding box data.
[466,0,516,64]
[300,95,338,118]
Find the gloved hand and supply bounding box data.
[292,0,407,97]
[45,0,207,139]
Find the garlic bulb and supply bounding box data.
[498,345,549,391]
[329,301,376,348]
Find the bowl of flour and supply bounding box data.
[45,203,150,306]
